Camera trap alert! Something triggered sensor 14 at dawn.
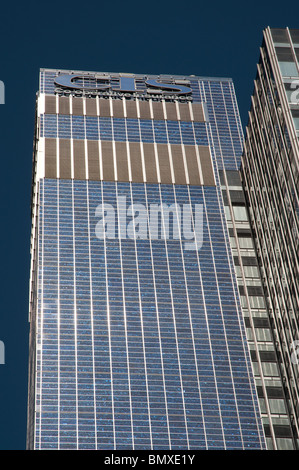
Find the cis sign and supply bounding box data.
[54,74,192,96]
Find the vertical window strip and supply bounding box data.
[101,182,116,448]
[176,119,194,185]
[125,121,133,182]
[201,187,245,448]
[37,182,45,449]
[97,116,103,181]
[109,119,117,181]
[229,81,245,158]
[71,180,79,448]
[203,86,220,188]
[165,120,179,184]
[205,82,224,170]
[143,183,171,448]
[70,116,74,180]
[220,82,238,169]
[82,113,89,180]
[172,185,208,448]
[40,181,60,449]
[126,183,153,448]
[86,181,98,448]
[157,184,190,449]
[115,184,135,448]
[189,188,226,449]
[57,180,61,448]
[56,127,60,179]
[137,117,148,182]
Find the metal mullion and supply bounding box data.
[253,83,299,339]
[263,28,299,170]
[244,110,296,444]
[251,78,299,436]
[242,138,293,446]
[256,107,299,325]
[258,56,299,277]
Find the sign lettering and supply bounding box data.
[54,73,192,99]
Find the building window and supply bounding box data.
[262,362,279,377]
[233,206,248,221]
[278,61,299,77]
[276,438,295,450]
[238,237,254,249]
[249,296,266,309]
[269,398,287,414]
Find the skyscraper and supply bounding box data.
[241,27,299,449]
[26,69,266,450]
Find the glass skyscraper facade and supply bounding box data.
[241,27,299,449]
[26,69,266,450]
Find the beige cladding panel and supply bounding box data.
[178,102,191,121]
[184,146,201,185]
[59,96,70,115]
[115,142,129,181]
[101,141,115,181]
[112,100,125,118]
[170,145,186,185]
[44,138,213,186]
[44,95,205,122]
[45,138,57,178]
[191,102,205,122]
[73,140,86,180]
[156,144,172,184]
[59,139,72,179]
[129,142,143,183]
[98,99,111,117]
[198,145,215,186]
[165,102,178,121]
[72,97,84,116]
[125,100,138,118]
[45,95,57,114]
[85,98,97,116]
[152,101,164,120]
[138,101,151,119]
[87,141,100,180]
[142,143,158,183]
[43,91,209,183]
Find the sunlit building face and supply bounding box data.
[27,68,266,450]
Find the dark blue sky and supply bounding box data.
[0,0,298,450]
